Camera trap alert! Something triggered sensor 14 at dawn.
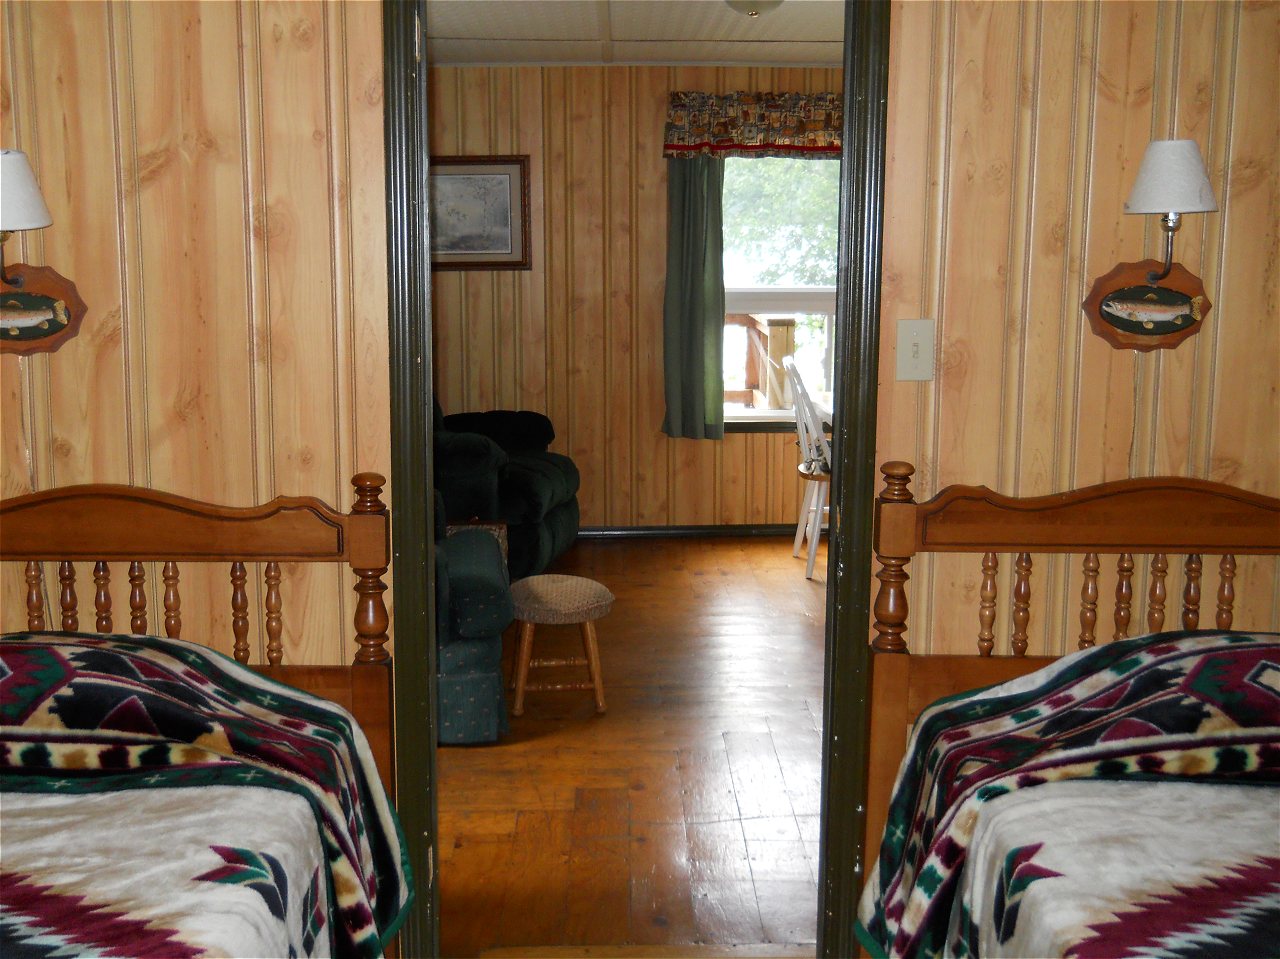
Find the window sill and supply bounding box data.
[723,407,797,433]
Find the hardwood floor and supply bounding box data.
[437,536,828,958]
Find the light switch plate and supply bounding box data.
[896,319,935,381]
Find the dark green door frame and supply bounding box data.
[380,1,890,954]
[818,1,892,956]
[382,1,438,956]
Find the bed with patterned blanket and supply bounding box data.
[0,631,412,958]
[856,630,1280,959]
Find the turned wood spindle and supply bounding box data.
[230,562,250,663]
[1113,553,1134,640]
[871,461,914,653]
[129,561,147,635]
[1216,554,1236,629]
[265,561,283,665]
[1011,552,1032,656]
[351,472,391,663]
[977,552,998,657]
[1078,552,1099,648]
[1182,554,1202,629]
[1147,553,1168,633]
[94,561,113,633]
[59,561,78,631]
[25,561,46,631]
[163,562,182,638]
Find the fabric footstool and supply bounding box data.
[509,574,614,716]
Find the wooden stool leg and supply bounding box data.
[580,620,606,713]
[513,620,536,716]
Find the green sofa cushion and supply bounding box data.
[440,528,514,638]
[499,451,581,525]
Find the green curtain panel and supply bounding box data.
[662,156,726,440]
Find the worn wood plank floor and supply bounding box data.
[437,536,828,958]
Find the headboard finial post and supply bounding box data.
[873,461,917,653]
[350,472,390,664]
[351,472,388,514]
[879,461,915,503]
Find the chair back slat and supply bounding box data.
[1147,553,1168,632]
[1010,553,1033,655]
[1182,554,1202,629]
[783,356,831,472]
[94,561,112,632]
[231,561,250,662]
[1113,553,1135,640]
[25,561,45,631]
[162,561,181,638]
[265,561,283,665]
[129,561,148,634]
[59,561,78,631]
[1216,554,1236,629]
[1079,552,1100,648]
[978,552,998,656]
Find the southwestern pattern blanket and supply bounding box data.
[0,632,411,958]
[856,630,1280,959]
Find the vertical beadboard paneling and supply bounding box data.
[0,0,392,663]
[880,0,1279,655]
[428,64,840,529]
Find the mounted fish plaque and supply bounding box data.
[1082,260,1209,352]
[0,264,87,356]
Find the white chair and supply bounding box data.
[783,356,831,579]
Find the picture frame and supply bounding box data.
[428,155,531,271]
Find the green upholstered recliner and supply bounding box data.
[434,400,580,579]
[434,493,514,745]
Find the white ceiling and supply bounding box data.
[424,0,846,67]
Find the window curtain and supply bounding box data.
[662,91,843,159]
[660,92,842,440]
[662,156,725,440]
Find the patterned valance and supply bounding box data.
[663,91,843,159]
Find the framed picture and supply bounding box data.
[428,155,531,270]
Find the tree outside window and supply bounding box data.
[722,157,839,417]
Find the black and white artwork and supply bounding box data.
[429,156,530,270]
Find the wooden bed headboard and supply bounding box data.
[861,461,1280,911]
[1,473,391,666]
[871,460,1280,656]
[0,474,395,790]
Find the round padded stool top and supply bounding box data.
[510,574,615,625]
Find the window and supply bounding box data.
[722,157,839,422]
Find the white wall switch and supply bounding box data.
[896,319,935,381]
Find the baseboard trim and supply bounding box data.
[578,524,795,539]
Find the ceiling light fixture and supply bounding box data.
[725,0,784,17]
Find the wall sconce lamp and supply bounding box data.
[1,149,53,285]
[1083,139,1217,352]
[1125,139,1218,285]
[1,148,86,355]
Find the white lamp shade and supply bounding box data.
[1124,139,1218,215]
[1,149,53,231]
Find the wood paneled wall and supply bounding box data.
[879,0,1280,653]
[428,65,844,529]
[0,0,390,665]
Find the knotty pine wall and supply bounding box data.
[0,0,391,665]
[428,65,844,530]
[430,1,1278,653]
[880,0,1279,654]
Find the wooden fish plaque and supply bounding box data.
[0,264,87,356]
[1082,260,1210,352]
